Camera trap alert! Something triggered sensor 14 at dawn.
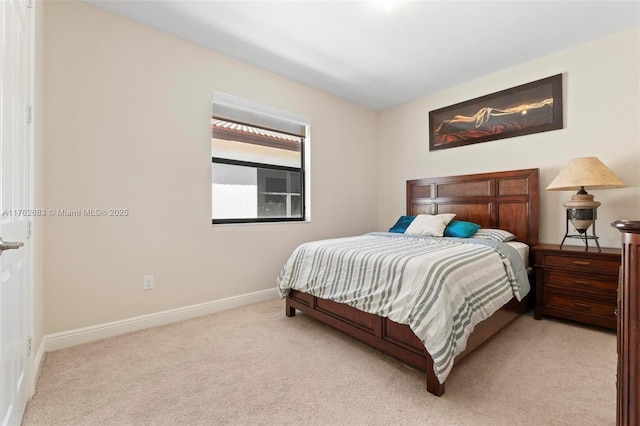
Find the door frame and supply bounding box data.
[0,0,36,424]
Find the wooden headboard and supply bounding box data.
[406,168,539,247]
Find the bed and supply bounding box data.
[279,168,539,396]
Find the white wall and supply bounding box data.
[42,1,378,333]
[377,27,640,249]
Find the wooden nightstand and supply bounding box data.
[533,244,620,329]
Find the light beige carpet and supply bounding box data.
[23,299,616,426]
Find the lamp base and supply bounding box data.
[560,207,601,252]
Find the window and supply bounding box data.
[211,93,308,224]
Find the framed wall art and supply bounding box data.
[429,74,563,151]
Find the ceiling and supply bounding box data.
[84,0,640,111]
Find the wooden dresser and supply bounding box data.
[612,219,640,426]
[533,244,620,329]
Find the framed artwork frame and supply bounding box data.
[429,74,563,151]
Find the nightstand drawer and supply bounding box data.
[543,254,619,275]
[533,244,620,329]
[544,271,617,295]
[544,292,616,320]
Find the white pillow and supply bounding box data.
[404,214,456,237]
[472,228,516,242]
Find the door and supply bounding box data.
[0,1,33,425]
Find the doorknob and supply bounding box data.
[0,237,24,254]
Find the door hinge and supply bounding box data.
[27,220,32,239]
[27,337,33,355]
[27,105,33,124]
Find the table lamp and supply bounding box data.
[546,157,625,251]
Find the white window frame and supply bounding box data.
[211,92,310,224]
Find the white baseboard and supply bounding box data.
[43,288,280,353]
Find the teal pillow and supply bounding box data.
[388,216,416,233]
[444,220,481,238]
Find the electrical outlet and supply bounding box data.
[143,275,154,291]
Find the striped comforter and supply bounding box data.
[277,232,530,383]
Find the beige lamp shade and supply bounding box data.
[546,157,626,191]
[547,157,625,248]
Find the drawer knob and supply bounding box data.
[573,260,591,266]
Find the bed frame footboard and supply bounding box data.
[285,290,526,396]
